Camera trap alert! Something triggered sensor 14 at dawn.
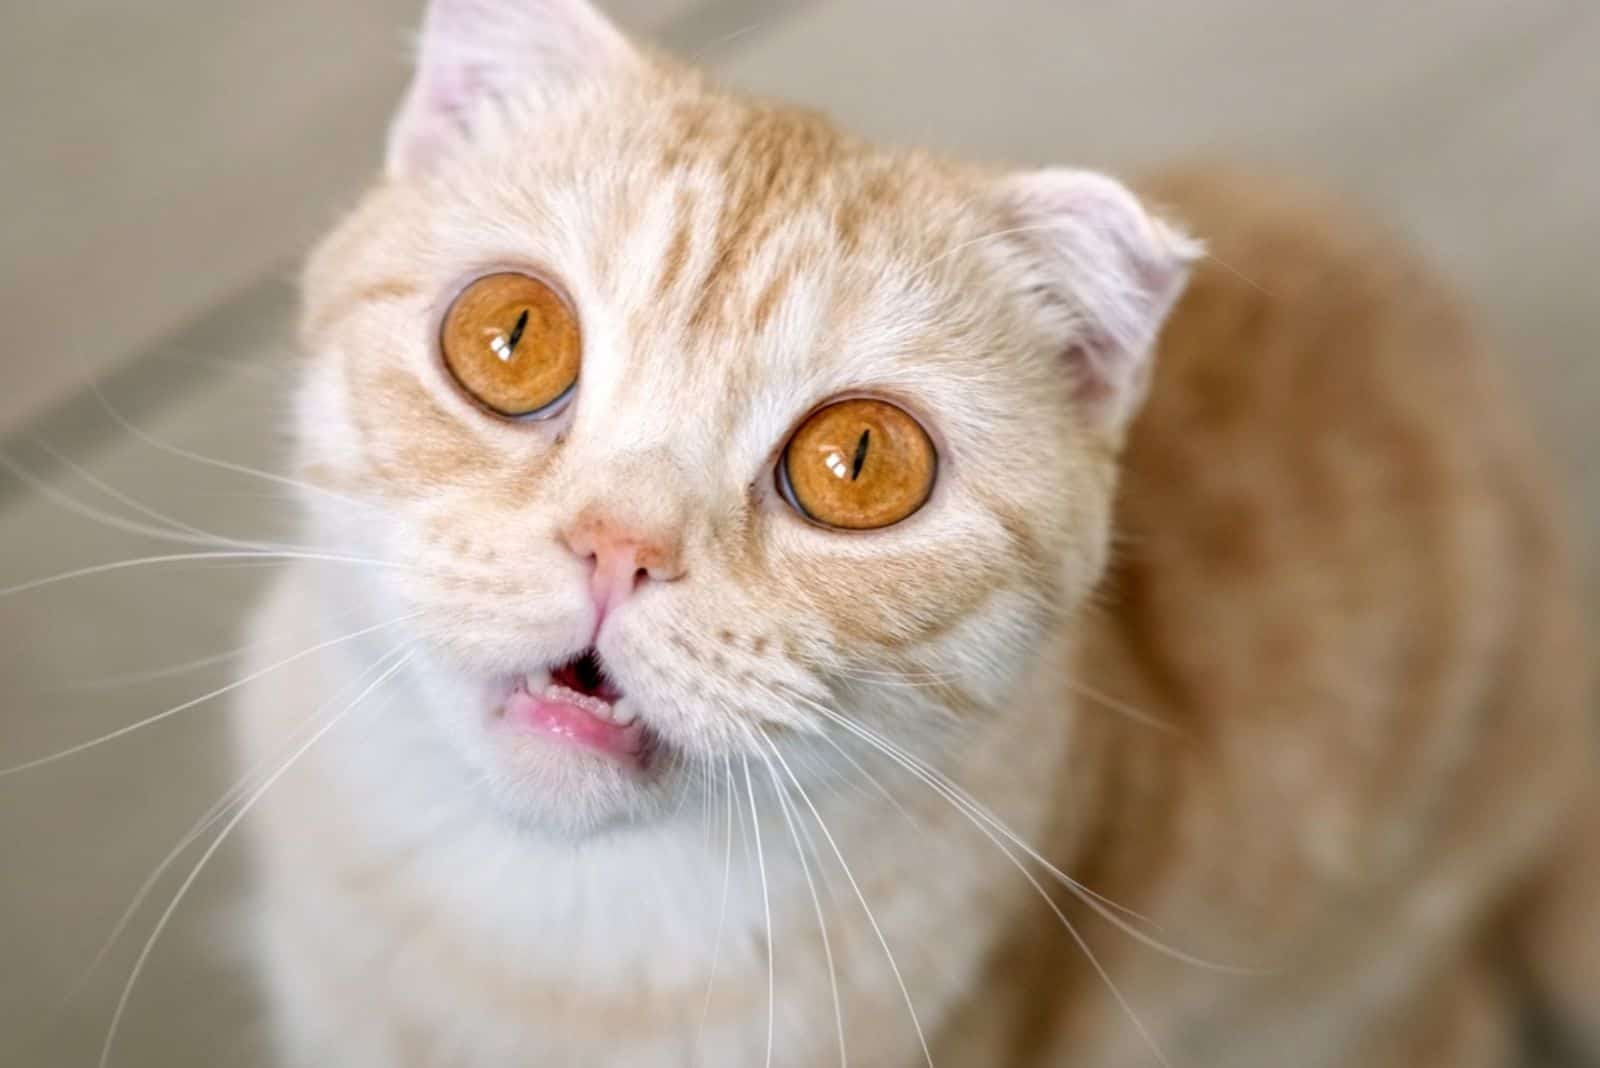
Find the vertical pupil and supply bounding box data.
[850,428,871,481]
[488,308,531,364]
[505,308,529,353]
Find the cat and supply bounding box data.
[231,1,1599,1064]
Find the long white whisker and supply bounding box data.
[26,438,266,545]
[741,757,776,1068]
[97,648,415,1068]
[794,693,1257,974]
[696,751,738,1051]
[805,696,1151,925]
[766,746,836,904]
[1063,676,1186,737]
[0,549,417,600]
[697,749,714,851]
[757,733,934,1067]
[62,601,376,692]
[0,612,419,778]
[65,648,244,692]
[58,644,410,1014]
[763,692,927,838]
[22,438,369,558]
[0,450,239,550]
[691,751,732,1048]
[84,377,372,512]
[666,748,698,821]
[962,801,1175,1068]
[784,699,1176,1067]
[750,726,847,1067]
[784,652,961,687]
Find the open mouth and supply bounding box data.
[501,648,654,766]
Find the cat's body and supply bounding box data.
[233,3,1598,1065]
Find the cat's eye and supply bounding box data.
[778,399,936,530]
[440,273,580,418]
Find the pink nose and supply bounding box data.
[561,516,684,635]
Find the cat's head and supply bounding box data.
[294,0,1197,836]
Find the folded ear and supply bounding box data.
[386,0,636,178]
[992,169,1200,440]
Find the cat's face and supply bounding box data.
[292,0,1194,835]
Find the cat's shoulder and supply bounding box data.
[1099,163,1579,742]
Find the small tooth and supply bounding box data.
[541,683,634,726]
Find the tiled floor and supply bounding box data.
[1,2,1594,1065]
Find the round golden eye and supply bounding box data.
[779,399,937,530]
[440,273,580,418]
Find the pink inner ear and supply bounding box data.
[427,62,487,133]
[997,168,1200,434]
[1066,342,1119,407]
[388,64,485,176]
[385,0,634,178]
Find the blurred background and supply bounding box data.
[1,1,1595,1064]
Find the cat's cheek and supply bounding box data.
[291,347,364,483]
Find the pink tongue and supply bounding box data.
[504,689,642,760]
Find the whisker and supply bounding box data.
[0,450,281,553]
[97,648,415,1068]
[57,643,412,1016]
[665,748,698,821]
[755,732,934,1068]
[971,804,1175,1068]
[794,693,1258,974]
[0,612,419,779]
[1063,676,1186,738]
[830,671,961,691]
[696,751,737,1051]
[756,685,927,838]
[750,726,847,1067]
[2,446,226,546]
[63,646,246,693]
[785,698,1176,1067]
[785,652,961,687]
[30,437,278,546]
[764,746,837,904]
[18,438,372,559]
[62,600,376,692]
[741,756,776,1068]
[0,549,418,600]
[84,376,372,512]
[1197,248,1275,297]
[810,698,1145,916]
[691,748,708,848]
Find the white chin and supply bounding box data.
[481,732,678,837]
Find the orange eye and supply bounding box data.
[440,273,580,418]
[779,399,937,530]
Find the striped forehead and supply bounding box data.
[561,126,953,472]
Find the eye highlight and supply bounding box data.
[440,273,580,418]
[778,399,936,530]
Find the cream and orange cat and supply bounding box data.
[233,1,1599,1064]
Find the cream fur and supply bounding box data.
[232,2,1598,1065]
